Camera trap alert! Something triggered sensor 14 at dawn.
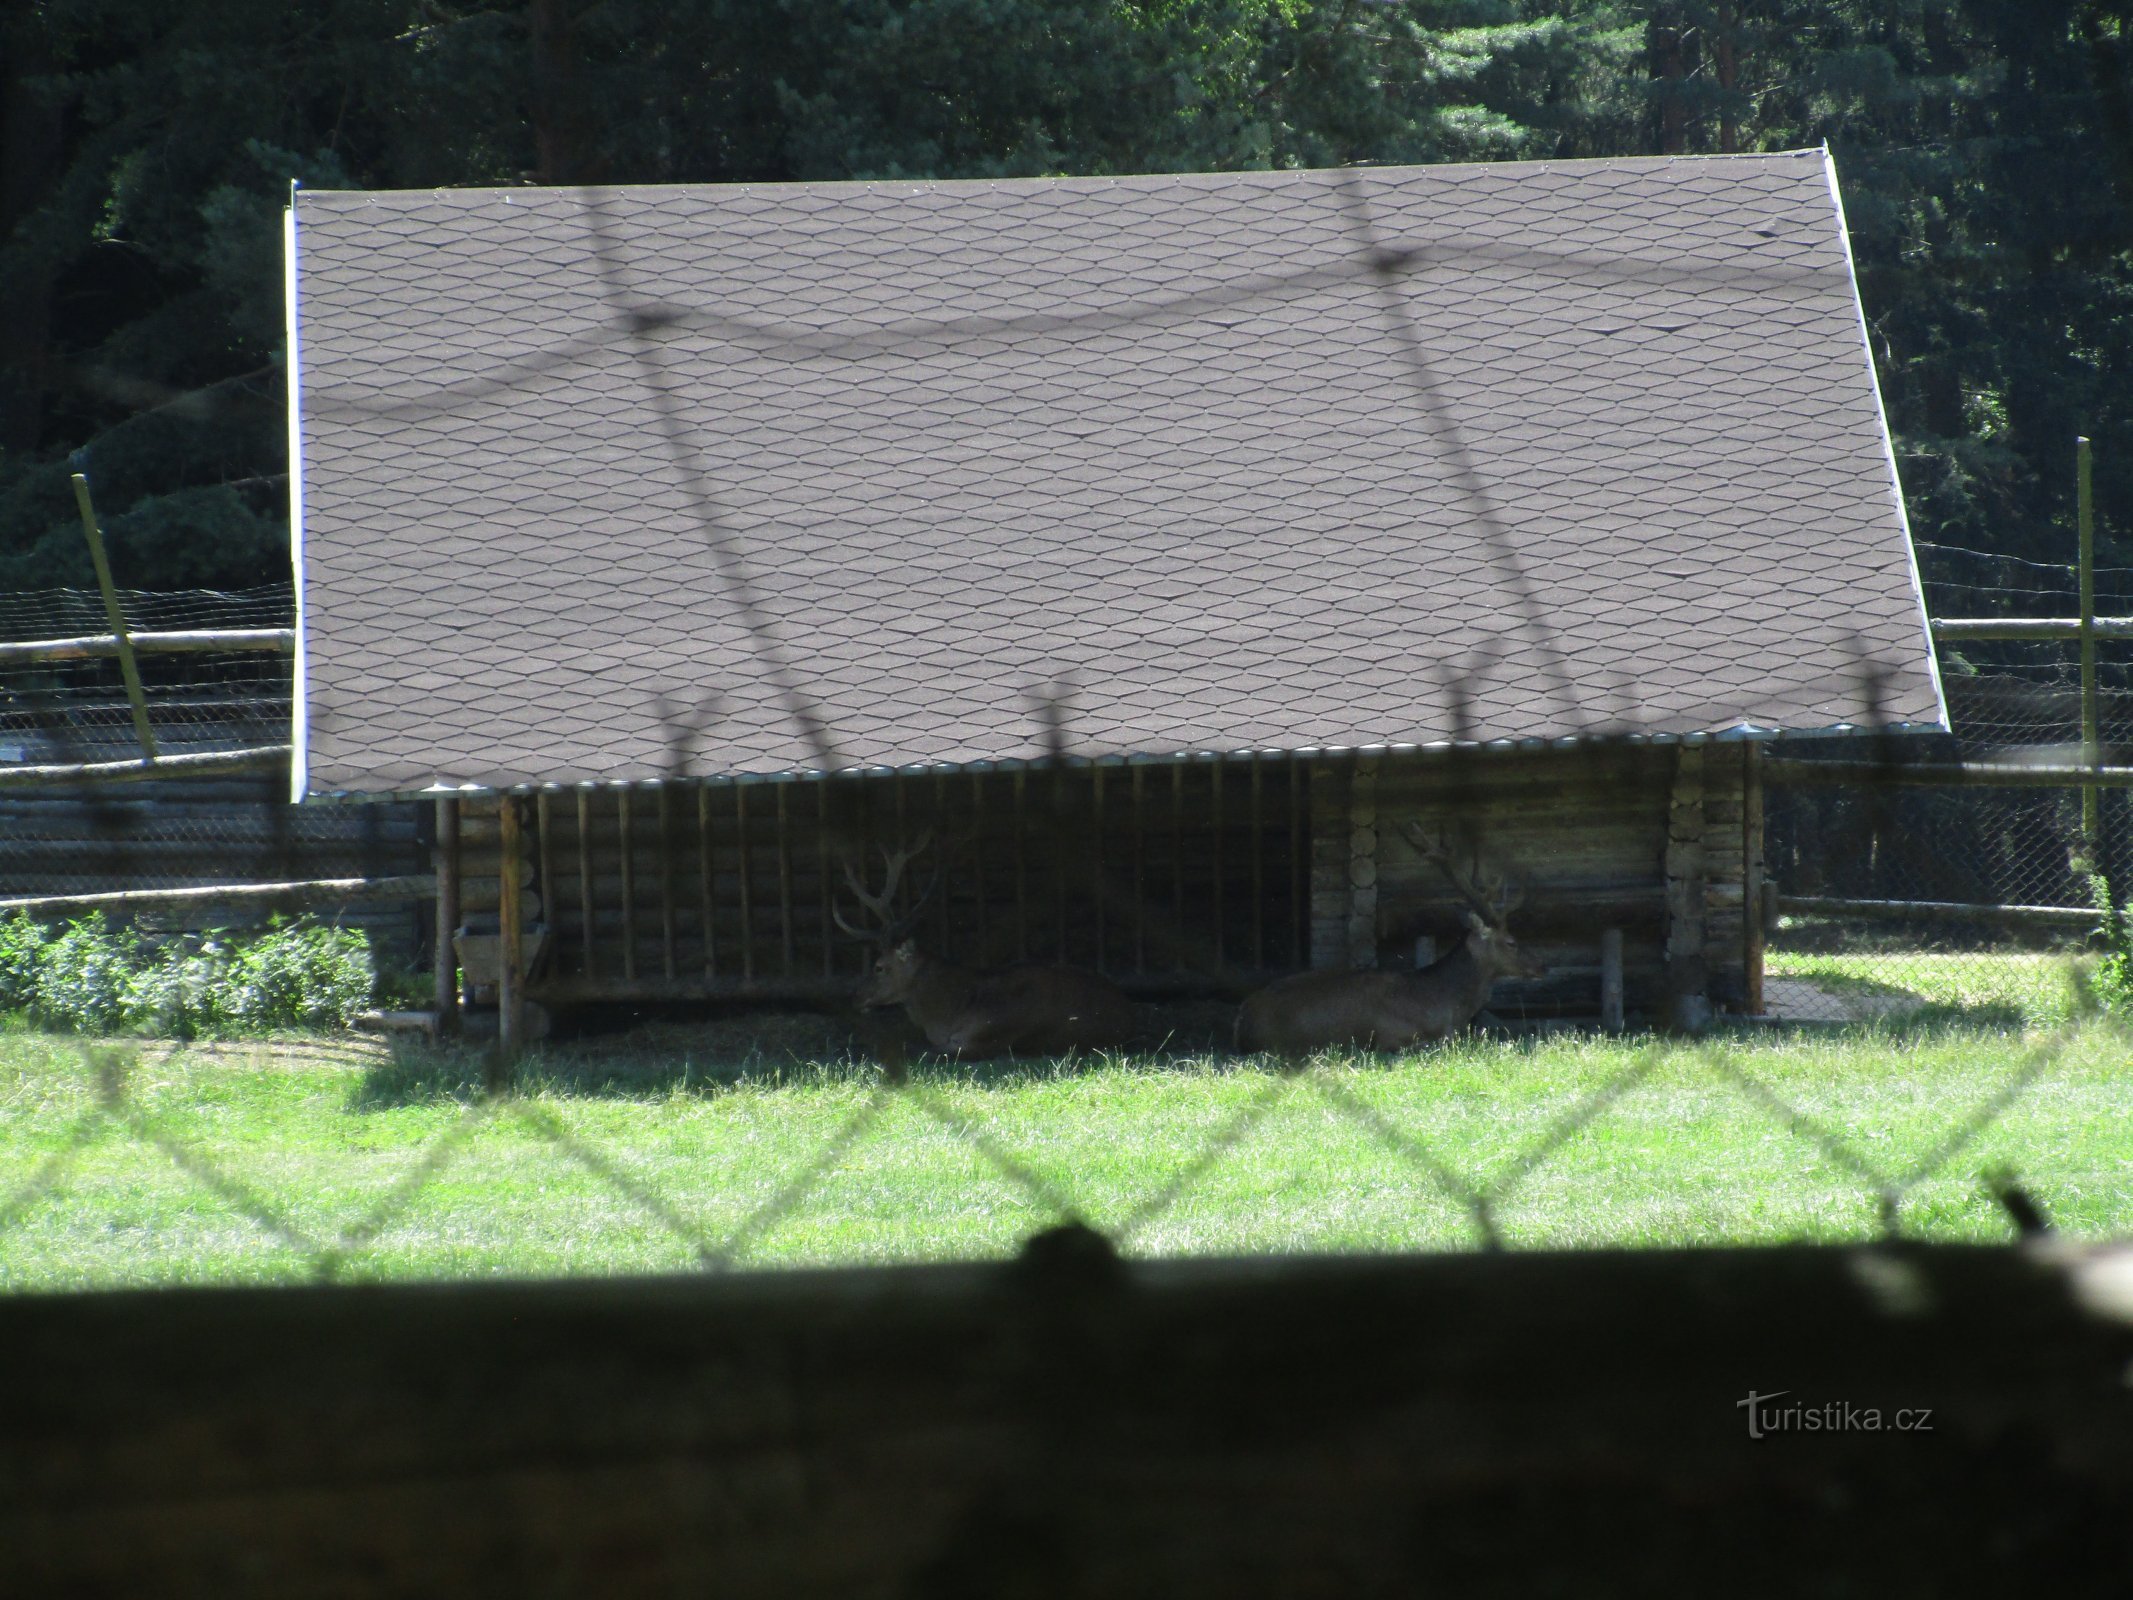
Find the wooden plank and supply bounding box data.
[699,786,717,979]
[0,875,437,918]
[818,781,834,978]
[0,747,288,790]
[1250,753,1265,970]
[970,771,989,961]
[434,798,460,1033]
[9,1244,2128,1597]
[1742,745,1765,1015]
[736,784,755,984]
[618,790,637,983]
[1092,763,1107,973]
[1600,927,1625,1033]
[0,627,294,667]
[776,782,794,977]
[1763,757,2133,789]
[498,798,524,1059]
[1013,768,1029,963]
[1131,764,1146,976]
[1778,895,2100,929]
[658,786,677,981]
[577,790,597,980]
[1931,615,2133,641]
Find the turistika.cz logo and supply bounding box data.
[1737,1390,1935,1439]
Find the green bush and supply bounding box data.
[6,914,376,1038]
[2087,874,2133,1017]
[0,912,49,1012]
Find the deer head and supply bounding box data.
[1397,821,1543,979]
[833,834,941,1008]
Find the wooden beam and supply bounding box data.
[1250,753,1265,971]
[776,782,794,977]
[0,746,288,790]
[1777,895,2101,929]
[1347,756,1377,970]
[618,790,637,983]
[0,627,293,667]
[1663,748,1709,1030]
[701,785,719,979]
[1092,763,1107,973]
[70,473,156,761]
[0,875,436,918]
[498,797,524,1060]
[1763,757,2133,788]
[1931,616,2133,641]
[433,798,460,1034]
[736,784,754,984]
[578,790,597,980]
[1742,744,1764,1016]
[658,785,677,981]
[1131,764,1146,976]
[1599,927,1625,1033]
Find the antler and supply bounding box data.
[1397,821,1522,925]
[831,832,940,943]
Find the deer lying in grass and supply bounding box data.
[836,835,1142,1059]
[1235,823,1545,1055]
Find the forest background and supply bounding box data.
[3,0,2130,595]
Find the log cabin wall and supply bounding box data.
[1313,743,1755,1022]
[455,755,1313,1004]
[448,742,1759,1021]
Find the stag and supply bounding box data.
[835,835,1142,1058]
[1235,823,1545,1055]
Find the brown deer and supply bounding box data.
[1235,823,1545,1055]
[835,835,1143,1058]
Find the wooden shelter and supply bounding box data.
[285,152,1942,1035]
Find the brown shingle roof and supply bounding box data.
[290,151,1942,797]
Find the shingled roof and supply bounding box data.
[288,149,1942,798]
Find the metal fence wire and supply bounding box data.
[2,181,2127,1287]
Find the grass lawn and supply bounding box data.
[2,952,2127,1293]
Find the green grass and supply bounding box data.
[3,979,2129,1292]
[1765,946,2087,1027]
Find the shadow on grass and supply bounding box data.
[350,1000,1247,1110]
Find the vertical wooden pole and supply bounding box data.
[1663,747,1709,1030]
[699,786,717,978]
[776,782,795,976]
[1600,927,1625,1034]
[818,780,834,978]
[576,790,596,979]
[2080,435,2100,860]
[1742,743,1765,1016]
[1250,753,1265,971]
[1347,756,1378,971]
[499,795,525,1060]
[736,784,755,983]
[433,797,461,1034]
[1290,755,1307,969]
[70,474,157,761]
[618,790,637,982]
[658,785,677,981]
[1013,769,1029,962]
[934,770,952,958]
[970,770,989,961]
[1092,763,1107,974]
[1211,759,1226,966]
[535,791,555,954]
[1131,764,1146,976]
[1053,764,1069,963]
[1171,762,1185,974]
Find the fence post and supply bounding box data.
[1742,742,1764,1016]
[69,473,158,762]
[435,797,461,1035]
[1599,928,1624,1033]
[499,795,524,1060]
[2081,436,2100,863]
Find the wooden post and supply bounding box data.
[1290,755,1307,968]
[535,792,556,977]
[433,798,461,1034]
[618,791,637,982]
[1131,764,1146,976]
[577,791,597,979]
[818,781,834,978]
[1092,763,1107,973]
[1251,754,1266,971]
[1347,756,1378,970]
[735,784,754,984]
[1663,748,1710,1031]
[1171,762,1185,971]
[699,786,718,979]
[969,771,989,962]
[1600,927,1625,1033]
[776,782,794,976]
[1742,743,1765,1016]
[1013,769,1029,963]
[1211,759,1226,966]
[934,770,952,958]
[69,473,157,761]
[657,786,677,981]
[499,795,525,1060]
[2080,436,2100,861]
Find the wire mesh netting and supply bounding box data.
[4,177,2130,1295]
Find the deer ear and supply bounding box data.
[894,938,918,957]
[1465,910,1488,935]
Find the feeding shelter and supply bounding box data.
[284,149,1942,1030]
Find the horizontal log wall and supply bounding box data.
[1365,743,1750,1019]
[0,778,426,965]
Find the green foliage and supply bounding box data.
[4,2,2133,590]
[2084,872,2133,1016]
[2,913,375,1038]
